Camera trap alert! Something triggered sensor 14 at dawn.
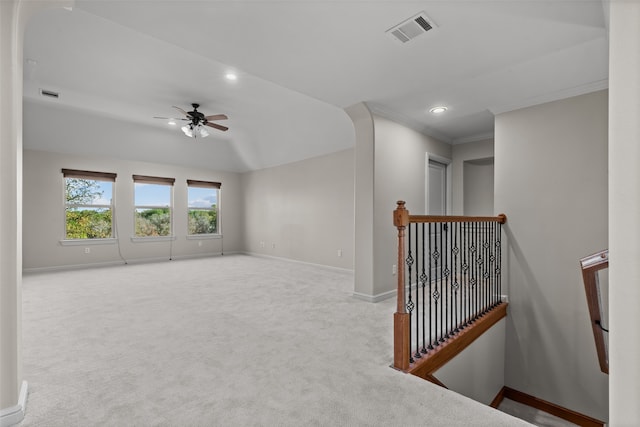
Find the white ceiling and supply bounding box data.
[23,0,609,172]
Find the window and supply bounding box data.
[133,175,175,237]
[63,169,116,240]
[187,180,221,235]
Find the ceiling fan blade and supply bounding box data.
[205,122,229,132]
[154,116,188,121]
[204,114,228,121]
[172,106,193,118]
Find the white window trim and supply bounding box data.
[60,238,117,246]
[130,235,177,243]
[185,234,222,240]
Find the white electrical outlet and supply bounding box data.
[392,264,397,275]
[198,241,202,247]
[337,249,342,257]
[84,247,90,254]
[260,241,265,248]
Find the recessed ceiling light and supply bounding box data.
[225,73,238,81]
[168,121,176,126]
[429,106,447,114]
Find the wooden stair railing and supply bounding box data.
[393,201,508,376]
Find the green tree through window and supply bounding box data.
[63,169,116,239]
[133,175,174,237]
[187,180,220,235]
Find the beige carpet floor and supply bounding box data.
[20,254,531,426]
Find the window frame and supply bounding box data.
[132,174,175,240]
[186,179,221,238]
[61,168,117,243]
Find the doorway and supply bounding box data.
[428,159,448,215]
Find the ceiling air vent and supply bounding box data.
[40,89,59,99]
[387,12,436,43]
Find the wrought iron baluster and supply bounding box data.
[475,222,480,320]
[444,222,450,339]
[421,224,427,354]
[462,222,468,327]
[428,223,434,350]
[413,224,421,360]
[497,223,502,302]
[479,223,484,313]
[433,222,440,346]
[439,222,445,342]
[488,223,492,309]
[492,223,497,306]
[487,222,492,308]
[406,225,414,363]
[482,222,488,313]
[468,222,472,321]
[453,222,460,333]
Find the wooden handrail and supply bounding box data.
[408,213,507,224]
[580,249,609,374]
[392,201,507,372]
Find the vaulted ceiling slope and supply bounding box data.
[23,1,608,172]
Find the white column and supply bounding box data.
[609,1,640,425]
[0,1,72,424]
[345,103,376,300]
[0,0,25,418]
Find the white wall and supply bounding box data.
[373,115,451,297]
[608,2,640,425]
[451,139,494,215]
[23,150,243,271]
[463,158,494,216]
[495,90,608,421]
[241,149,354,270]
[435,318,506,405]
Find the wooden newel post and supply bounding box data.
[393,201,411,371]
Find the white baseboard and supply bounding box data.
[353,289,396,303]
[22,252,239,274]
[0,381,28,427]
[23,260,124,274]
[241,252,354,274]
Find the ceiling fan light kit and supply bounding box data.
[155,103,228,138]
[181,123,209,138]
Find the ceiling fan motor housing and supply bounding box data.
[189,104,206,125]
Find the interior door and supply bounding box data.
[428,160,447,215]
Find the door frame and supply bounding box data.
[425,152,452,215]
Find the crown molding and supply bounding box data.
[489,79,609,115]
[452,132,495,145]
[366,103,454,144]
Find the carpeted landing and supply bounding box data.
[20,254,532,426]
